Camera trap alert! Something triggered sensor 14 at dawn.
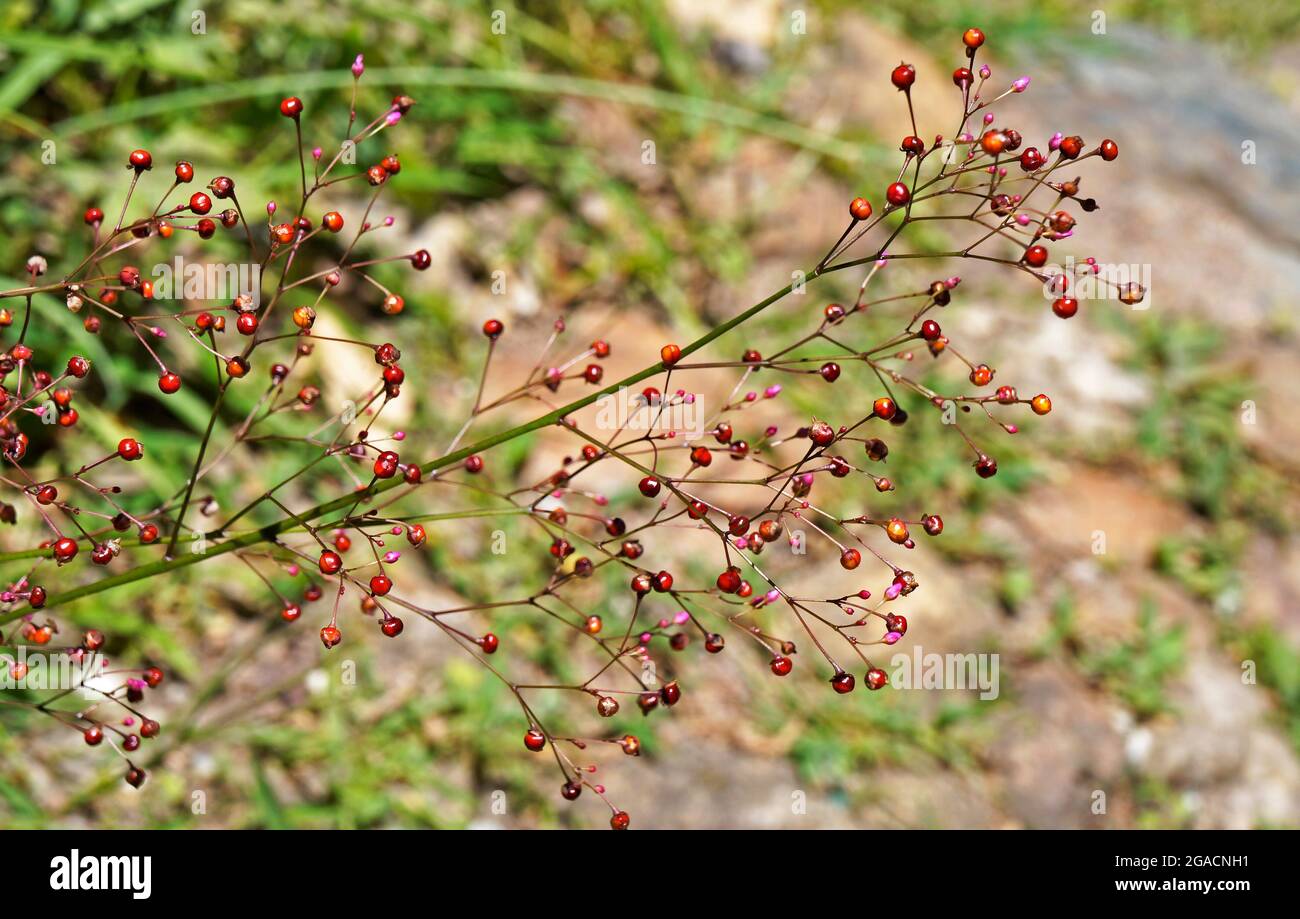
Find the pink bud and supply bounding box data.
[352,54,365,78]
[384,551,400,563]
[1012,76,1031,93]
[312,147,322,160]
[1048,132,1063,151]
[674,610,689,625]
[764,384,782,398]
[979,65,991,79]
[884,631,903,645]
[385,110,402,126]
[884,582,903,601]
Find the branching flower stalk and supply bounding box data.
[0,31,1141,826]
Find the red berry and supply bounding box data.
[279,96,303,118]
[770,656,793,676]
[610,811,630,830]
[952,67,973,87]
[1058,135,1084,159]
[638,476,661,498]
[482,318,504,339]
[128,149,152,171]
[963,28,986,48]
[1019,147,1045,171]
[820,361,841,382]
[464,454,484,474]
[158,372,182,394]
[282,604,302,622]
[175,161,194,182]
[370,574,393,596]
[920,319,941,341]
[831,672,856,694]
[660,343,682,366]
[323,211,344,232]
[975,456,998,478]
[716,567,742,593]
[1099,138,1119,161]
[1052,297,1079,319]
[809,421,835,447]
[840,548,862,570]
[480,633,499,654]
[1024,245,1049,268]
[125,767,147,788]
[117,438,143,461]
[189,191,212,215]
[866,668,889,690]
[84,726,104,746]
[380,617,404,637]
[373,450,400,478]
[890,63,916,90]
[849,197,873,221]
[318,550,343,574]
[319,625,342,648]
[886,182,911,207]
[84,207,104,225]
[873,397,897,420]
[524,728,546,752]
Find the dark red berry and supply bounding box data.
[886,182,911,207]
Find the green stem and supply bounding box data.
[0,265,820,621]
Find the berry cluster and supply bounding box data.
[0,33,1139,826]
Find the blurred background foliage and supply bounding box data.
[0,0,1298,828]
